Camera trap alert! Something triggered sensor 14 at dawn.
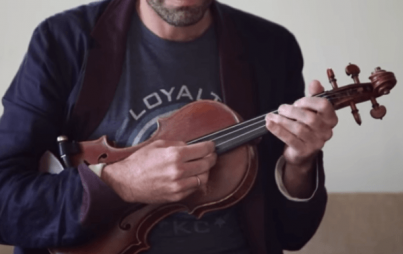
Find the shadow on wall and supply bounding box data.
[1,193,402,254]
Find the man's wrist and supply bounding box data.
[89,162,131,202]
[282,155,317,199]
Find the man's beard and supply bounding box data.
[146,0,213,27]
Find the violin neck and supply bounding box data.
[187,93,332,155]
[187,114,269,154]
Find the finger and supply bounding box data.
[179,141,216,162]
[166,187,197,202]
[293,98,338,127]
[308,80,324,96]
[278,104,327,132]
[265,113,305,150]
[170,170,208,201]
[180,153,217,178]
[175,171,209,193]
[194,171,209,187]
[266,113,316,144]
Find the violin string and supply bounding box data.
[215,125,268,148]
[190,91,356,149]
[188,115,270,145]
[187,113,268,144]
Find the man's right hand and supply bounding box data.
[101,140,217,204]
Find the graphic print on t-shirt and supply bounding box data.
[121,84,222,147]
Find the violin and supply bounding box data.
[50,64,397,254]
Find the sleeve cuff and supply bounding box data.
[88,163,106,178]
[274,155,319,202]
[77,163,131,227]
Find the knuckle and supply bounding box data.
[170,166,183,180]
[153,139,164,145]
[265,113,275,123]
[153,139,170,147]
[209,154,218,167]
[294,124,306,137]
[278,104,287,111]
[305,115,317,127]
[293,98,303,107]
[319,99,330,109]
[175,141,186,146]
[170,182,183,193]
[167,147,182,162]
[324,129,333,141]
[279,104,291,114]
[331,115,339,127]
[300,97,311,107]
[267,117,281,132]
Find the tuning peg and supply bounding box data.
[346,64,361,84]
[369,97,387,120]
[350,102,362,125]
[327,68,339,89]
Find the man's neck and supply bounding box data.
[136,0,213,42]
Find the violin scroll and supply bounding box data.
[369,67,396,96]
[324,64,397,125]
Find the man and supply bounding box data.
[0,0,337,254]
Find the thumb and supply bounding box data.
[308,80,325,96]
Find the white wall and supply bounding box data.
[1,0,402,192]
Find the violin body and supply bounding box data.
[50,100,259,254]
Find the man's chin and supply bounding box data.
[147,0,213,27]
[166,0,215,8]
[165,0,206,8]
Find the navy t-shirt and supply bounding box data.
[89,11,250,254]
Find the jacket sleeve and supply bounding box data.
[271,33,327,251]
[0,19,129,249]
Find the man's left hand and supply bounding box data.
[265,80,338,198]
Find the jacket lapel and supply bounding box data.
[71,0,137,140]
[211,3,258,120]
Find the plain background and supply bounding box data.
[0,0,402,193]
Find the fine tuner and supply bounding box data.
[325,63,396,125]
